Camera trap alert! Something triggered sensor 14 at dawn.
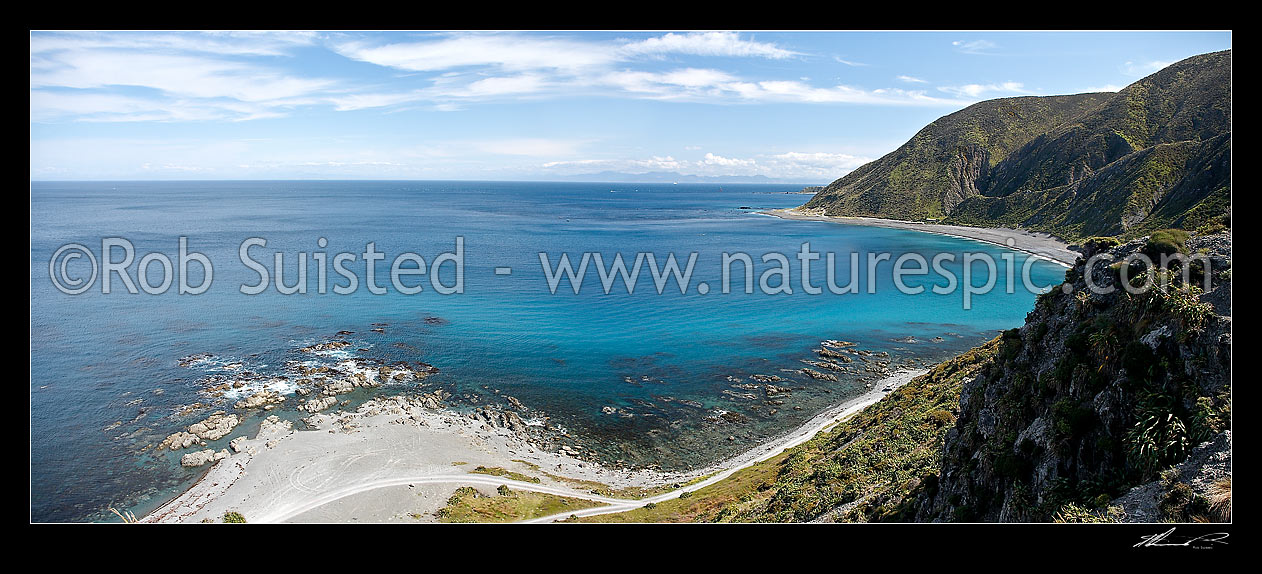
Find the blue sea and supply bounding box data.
[29,180,1066,522]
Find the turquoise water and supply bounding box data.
[29,180,1066,522]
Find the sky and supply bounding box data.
[29,30,1231,182]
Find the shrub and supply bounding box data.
[1159,480,1210,521]
[222,511,246,523]
[1195,221,1227,236]
[1082,236,1122,257]
[1144,229,1190,260]
[1051,399,1095,441]
[1127,390,1190,477]
[448,486,480,506]
[1053,503,1125,523]
[926,409,957,427]
[1207,477,1231,522]
[1120,341,1157,381]
[993,452,1032,479]
[1159,286,1214,335]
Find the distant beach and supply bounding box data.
[763,207,1078,267]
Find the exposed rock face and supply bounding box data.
[913,234,1231,522]
[233,390,284,410]
[159,431,200,451]
[188,412,240,441]
[944,144,989,214]
[180,448,229,467]
[1111,431,1231,522]
[157,412,241,450]
[469,406,528,434]
[299,340,351,353]
[299,396,339,413]
[257,415,294,441]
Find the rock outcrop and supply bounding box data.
[913,233,1231,521]
[180,448,229,467]
[157,412,241,451]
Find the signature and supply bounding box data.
[1135,527,1229,548]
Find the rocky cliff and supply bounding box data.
[912,232,1231,522]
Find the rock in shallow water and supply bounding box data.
[180,448,229,467]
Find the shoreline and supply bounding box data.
[141,368,927,523]
[525,367,927,522]
[762,208,1078,268]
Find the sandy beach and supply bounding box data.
[764,207,1078,267]
[141,368,926,524]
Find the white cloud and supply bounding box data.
[333,34,617,73]
[332,32,797,76]
[896,75,928,83]
[30,31,991,125]
[770,151,870,171]
[1084,84,1124,93]
[29,91,289,122]
[30,32,335,122]
[1121,60,1174,77]
[328,32,968,108]
[327,90,427,112]
[473,138,587,157]
[834,56,868,67]
[542,155,683,172]
[728,80,969,106]
[703,152,755,167]
[540,150,874,180]
[952,40,998,55]
[618,32,797,59]
[936,81,1028,99]
[31,51,333,102]
[29,31,319,58]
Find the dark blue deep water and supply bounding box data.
[30,180,1065,522]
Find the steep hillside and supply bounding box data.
[947,132,1231,239]
[983,50,1231,197]
[913,233,1231,522]
[802,94,1109,220]
[803,50,1231,242]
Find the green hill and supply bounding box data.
[803,50,1231,242]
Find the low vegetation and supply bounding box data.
[435,485,604,523]
[468,465,540,484]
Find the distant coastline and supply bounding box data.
[762,207,1078,267]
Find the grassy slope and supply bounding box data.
[946,133,1231,240]
[436,486,605,523]
[804,95,1107,221]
